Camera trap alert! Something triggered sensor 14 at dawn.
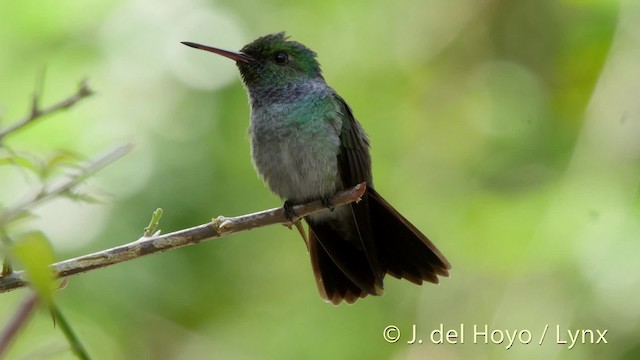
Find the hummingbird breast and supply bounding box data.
[248,81,344,203]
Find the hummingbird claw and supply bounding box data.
[321,196,335,211]
[283,200,298,221]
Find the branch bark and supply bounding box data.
[0,292,38,357]
[0,183,367,294]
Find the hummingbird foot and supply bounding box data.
[321,196,335,212]
[283,200,298,221]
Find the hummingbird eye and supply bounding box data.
[274,51,289,65]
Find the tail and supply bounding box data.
[368,188,451,283]
[307,187,450,304]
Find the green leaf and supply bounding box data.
[11,232,56,305]
[0,153,41,175]
[41,150,83,179]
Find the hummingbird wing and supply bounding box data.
[333,96,372,186]
[333,96,451,285]
[333,95,385,287]
[305,94,385,303]
[307,93,450,304]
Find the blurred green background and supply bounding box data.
[1,0,639,359]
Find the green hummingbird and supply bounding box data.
[182,33,450,304]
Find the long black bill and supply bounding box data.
[181,41,254,63]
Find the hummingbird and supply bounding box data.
[182,33,450,304]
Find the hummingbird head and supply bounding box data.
[182,32,323,88]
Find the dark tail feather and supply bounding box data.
[368,187,451,283]
[306,187,450,304]
[308,230,368,305]
[306,218,382,303]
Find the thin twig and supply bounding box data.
[0,183,368,294]
[0,292,39,358]
[0,80,93,142]
[0,143,134,225]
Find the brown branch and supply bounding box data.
[0,292,39,357]
[0,80,93,142]
[0,183,367,294]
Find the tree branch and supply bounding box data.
[0,80,93,142]
[0,143,134,225]
[0,291,38,357]
[0,183,367,294]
